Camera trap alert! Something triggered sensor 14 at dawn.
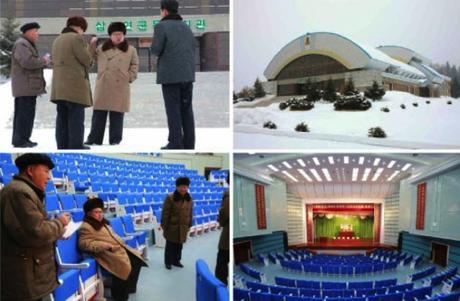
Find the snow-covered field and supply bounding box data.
[234,91,460,149]
[0,70,230,150]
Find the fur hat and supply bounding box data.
[20,22,40,34]
[66,16,88,32]
[175,177,190,187]
[161,0,179,14]
[83,197,104,214]
[108,22,127,36]
[15,153,55,171]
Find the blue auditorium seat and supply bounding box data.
[388,283,414,293]
[195,259,226,301]
[249,292,271,301]
[275,276,296,287]
[53,269,81,301]
[216,286,229,301]
[246,281,269,293]
[56,232,101,300]
[404,286,433,301]
[45,194,61,217]
[121,215,148,246]
[109,217,138,249]
[349,281,374,289]
[375,278,397,288]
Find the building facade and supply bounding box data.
[263,32,450,97]
[1,0,229,72]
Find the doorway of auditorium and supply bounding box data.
[431,241,449,267]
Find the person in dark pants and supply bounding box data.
[10,22,50,148]
[215,178,229,285]
[161,177,193,269]
[151,0,196,149]
[79,198,147,301]
[85,22,139,146]
[50,16,96,149]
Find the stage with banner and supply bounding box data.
[305,203,382,248]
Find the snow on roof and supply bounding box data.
[358,43,425,77]
[421,64,450,80]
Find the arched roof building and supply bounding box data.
[263,32,450,97]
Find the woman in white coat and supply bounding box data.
[85,22,139,146]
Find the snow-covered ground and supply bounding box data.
[234,91,460,149]
[0,70,230,150]
[0,128,231,152]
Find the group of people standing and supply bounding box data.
[10,0,196,149]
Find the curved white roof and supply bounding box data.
[264,32,426,81]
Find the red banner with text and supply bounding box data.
[416,183,427,230]
[255,184,267,229]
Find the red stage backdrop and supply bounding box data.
[255,184,267,229]
[416,183,427,230]
[306,203,381,242]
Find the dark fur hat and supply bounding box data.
[108,22,127,36]
[83,197,104,214]
[175,176,190,187]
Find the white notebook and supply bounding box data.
[62,220,82,239]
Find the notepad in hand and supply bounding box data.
[62,220,82,239]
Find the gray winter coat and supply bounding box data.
[150,17,196,84]
[10,36,47,97]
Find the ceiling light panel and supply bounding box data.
[298,169,312,182]
[268,164,278,172]
[282,161,292,169]
[282,170,298,182]
[297,159,306,167]
[309,169,323,182]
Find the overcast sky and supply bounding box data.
[234,0,460,91]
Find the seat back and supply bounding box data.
[59,194,76,210]
[121,215,136,233]
[45,194,61,211]
[109,217,127,237]
[56,232,82,264]
[53,269,80,301]
[196,259,226,301]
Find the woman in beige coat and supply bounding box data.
[78,198,147,301]
[85,22,139,146]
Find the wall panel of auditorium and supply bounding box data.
[400,166,460,241]
[233,174,287,239]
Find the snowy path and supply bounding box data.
[234,91,460,149]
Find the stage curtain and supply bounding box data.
[314,215,374,238]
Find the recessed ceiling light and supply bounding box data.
[387,170,400,181]
[268,164,279,172]
[402,163,412,171]
[388,160,396,168]
[312,157,320,166]
[322,168,332,181]
[359,157,365,165]
[328,156,334,164]
[309,169,322,182]
[298,169,312,182]
[362,168,371,181]
[297,159,306,167]
[352,168,359,181]
[372,168,384,181]
[282,170,298,182]
[373,158,381,166]
[344,156,349,164]
[282,161,292,169]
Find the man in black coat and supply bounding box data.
[151,0,196,149]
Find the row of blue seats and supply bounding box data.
[273,277,397,290]
[424,267,458,287]
[299,255,378,265]
[245,281,416,298]
[280,260,398,275]
[196,259,228,301]
[408,266,437,282]
[443,274,460,293]
[234,286,434,301]
[240,264,265,282]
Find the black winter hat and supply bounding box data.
[83,197,104,214]
[15,153,55,171]
[161,0,179,14]
[175,177,190,187]
[108,22,127,36]
[20,22,40,34]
